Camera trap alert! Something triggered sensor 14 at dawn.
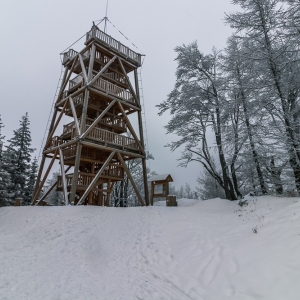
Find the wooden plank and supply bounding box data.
[59,148,68,205]
[76,150,116,205]
[81,100,116,138]
[117,153,145,206]
[69,97,80,135]
[88,55,117,86]
[43,139,77,155]
[78,53,88,83]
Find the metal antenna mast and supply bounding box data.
[104,0,109,33]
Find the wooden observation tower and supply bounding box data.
[32,23,149,206]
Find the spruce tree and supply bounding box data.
[6,113,35,201]
[24,157,38,205]
[0,116,12,206]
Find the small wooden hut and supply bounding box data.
[148,174,173,205]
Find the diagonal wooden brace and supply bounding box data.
[76,150,117,205]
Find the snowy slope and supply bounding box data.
[0,196,300,300]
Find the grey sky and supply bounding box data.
[0,0,235,189]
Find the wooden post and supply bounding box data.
[69,143,82,203]
[59,148,68,205]
[78,53,88,83]
[117,153,145,206]
[117,101,145,154]
[35,166,71,205]
[69,97,80,134]
[134,69,149,206]
[32,150,58,203]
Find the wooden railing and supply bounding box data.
[102,72,126,85]
[69,73,83,89]
[62,49,78,65]
[57,168,124,189]
[86,27,142,65]
[62,117,126,138]
[48,136,64,148]
[92,77,135,104]
[86,127,139,151]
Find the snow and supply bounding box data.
[0,195,300,299]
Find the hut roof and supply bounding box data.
[148,174,173,182]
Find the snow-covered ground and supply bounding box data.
[0,195,299,300]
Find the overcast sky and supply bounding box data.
[0,0,236,190]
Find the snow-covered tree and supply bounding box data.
[157,43,237,200]
[0,116,12,206]
[226,0,300,194]
[5,113,35,200]
[24,157,38,205]
[196,168,226,200]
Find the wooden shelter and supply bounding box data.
[148,174,173,204]
[31,24,149,206]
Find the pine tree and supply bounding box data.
[24,157,38,205]
[0,116,12,206]
[6,113,35,201]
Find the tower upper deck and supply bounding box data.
[62,25,142,67]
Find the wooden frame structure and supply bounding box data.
[32,24,149,206]
[148,174,173,205]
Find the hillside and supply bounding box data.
[0,196,299,300]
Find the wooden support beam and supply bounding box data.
[81,99,116,138]
[43,139,77,155]
[117,57,139,105]
[35,166,72,205]
[117,101,145,155]
[87,44,96,81]
[56,56,79,104]
[69,143,82,203]
[32,150,58,204]
[59,148,68,205]
[88,55,117,86]
[134,69,149,206]
[76,150,116,205]
[69,97,80,135]
[78,53,88,83]
[55,86,86,108]
[44,101,68,149]
[117,153,145,206]
[32,155,46,205]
